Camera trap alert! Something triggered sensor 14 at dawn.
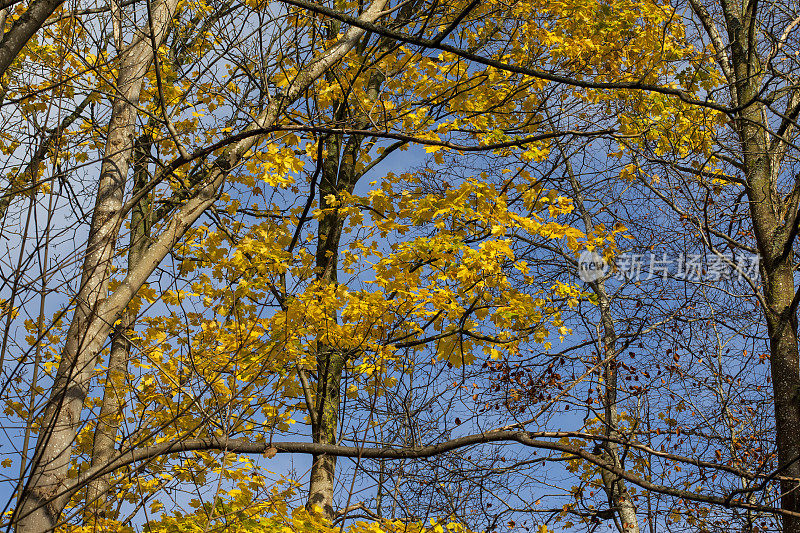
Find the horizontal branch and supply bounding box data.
[54,430,799,522]
[161,125,613,176]
[120,124,613,225]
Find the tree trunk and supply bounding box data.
[743,103,800,533]
[595,285,640,533]
[761,257,800,533]
[719,3,800,527]
[562,151,640,533]
[307,346,348,519]
[738,85,800,533]
[307,131,347,520]
[85,134,153,522]
[304,30,393,518]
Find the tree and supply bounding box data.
[3,0,403,530]
[6,0,800,532]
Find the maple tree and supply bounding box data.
[3,0,800,532]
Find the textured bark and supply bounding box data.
[727,14,800,530]
[307,344,347,519]
[744,126,800,532]
[654,0,800,528]
[306,129,354,520]
[756,234,800,533]
[85,134,152,522]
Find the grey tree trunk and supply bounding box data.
[306,130,355,520]
[680,1,800,530]
[729,29,800,533]
[85,134,153,522]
